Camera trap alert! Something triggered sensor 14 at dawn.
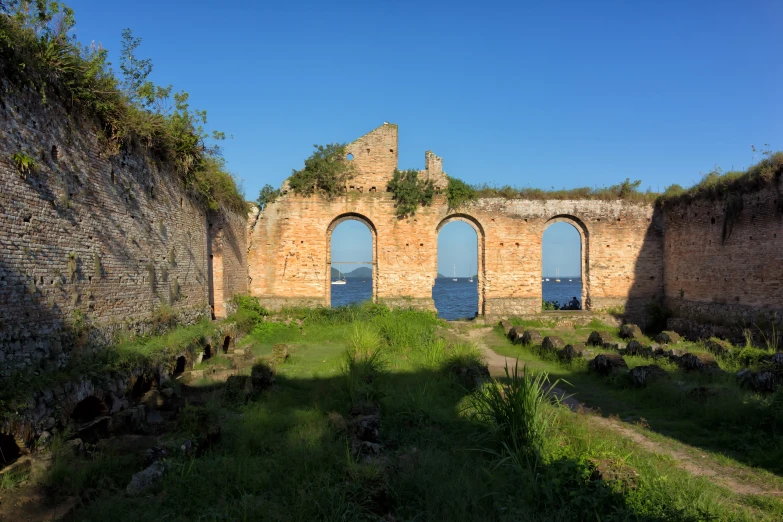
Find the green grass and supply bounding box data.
[488,323,783,476]
[44,305,783,521]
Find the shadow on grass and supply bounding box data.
[50,358,731,522]
[498,333,783,478]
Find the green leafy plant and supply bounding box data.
[387,168,434,217]
[446,175,477,210]
[257,183,281,211]
[11,151,36,176]
[287,143,354,199]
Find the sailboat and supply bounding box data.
[452,264,458,282]
[468,263,474,283]
[555,267,561,283]
[331,264,347,285]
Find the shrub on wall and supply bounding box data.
[287,143,354,199]
[387,169,434,217]
[257,184,282,211]
[446,175,477,210]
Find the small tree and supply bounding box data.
[257,184,281,211]
[287,143,354,199]
[387,169,435,217]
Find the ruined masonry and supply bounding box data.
[250,123,664,318]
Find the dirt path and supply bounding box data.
[460,325,783,498]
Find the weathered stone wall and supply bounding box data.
[248,124,664,320]
[0,82,247,378]
[663,177,783,326]
[208,207,250,318]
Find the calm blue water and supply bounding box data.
[330,278,584,318]
[331,280,373,309]
[433,279,479,320]
[542,278,583,308]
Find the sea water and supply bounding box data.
[330,278,584,320]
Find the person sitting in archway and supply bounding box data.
[567,296,580,310]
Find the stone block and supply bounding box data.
[588,331,614,346]
[521,330,543,346]
[619,324,643,340]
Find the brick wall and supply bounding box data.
[0,82,247,378]
[663,177,783,325]
[208,208,250,318]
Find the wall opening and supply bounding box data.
[223,336,231,353]
[0,433,21,469]
[542,220,584,310]
[130,376,153,399]
[433,219,479,320]
[174,356,187,376]
[204,344,212,360]
[70,396,108,424]
[328,216,375,308]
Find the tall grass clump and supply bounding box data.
[470,361,561,467]
[342,346,386,405]
[347,323,381,357]
[443,342,483,372]
[375,310,437,351]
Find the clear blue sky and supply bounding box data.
[66,0,782,275]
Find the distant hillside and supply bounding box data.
[331,266,372,279]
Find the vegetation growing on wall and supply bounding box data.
[11,151,36,177]
[659,150,783,206]
[0,2,246,213]
[446,175,477,210]
[256,184,281,211]
[387,168,435,217]
[473,178,658,203]
[287,143,354,199]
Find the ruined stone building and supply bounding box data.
[2,97,782,382]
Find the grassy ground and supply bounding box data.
[18,305,783,521]
[490,320,783,477]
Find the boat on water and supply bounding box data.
[468,263,474,283]
[331,264,347,285]
[452,264,457,282]
[555,267,561,283]
[545,278,550,282]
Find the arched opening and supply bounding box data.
[174,356,187,376]
[327,214,376,307]
[0,433,21,470]
[433,217,482,320]
[70,397,108,424]
[222,336,231,353]
[542,219,586,311]
[130,376,153,400]
[203,344,213,360]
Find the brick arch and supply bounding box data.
[325,213,378,305]
[543,215,590,310]
[435,213,486,316]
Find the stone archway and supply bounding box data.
[435,213,486,316]
[325,213,378,306]
[543,215,590,310]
